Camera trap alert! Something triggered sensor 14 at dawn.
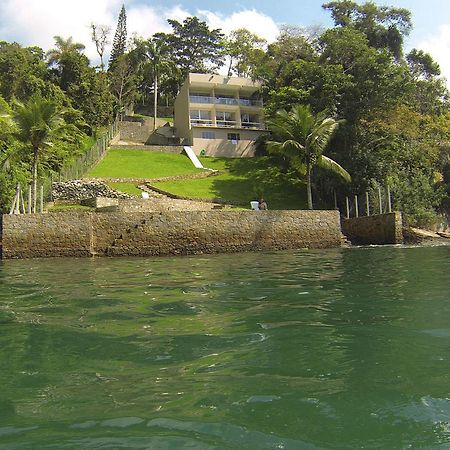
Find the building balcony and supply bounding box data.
[241,121,265,129]
[189,95,262,108]
[190,119,213,126]
[239,99,263,107]
[215,97,238,105]
[216,120,238,127]
[189,95,214,104]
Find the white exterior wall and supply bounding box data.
[174,73,266,156]
[192,127,265,157]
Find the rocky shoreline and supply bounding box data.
[402,226,450,245]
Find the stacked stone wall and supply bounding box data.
[1,210,343,259]
[341,212,403,245]
[1,212,93,258]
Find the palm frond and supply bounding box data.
[317,155,351,182]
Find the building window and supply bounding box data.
[202,131,215,139]
[190,110,212,125]
[227,133,240,144]
[216,111,235,127]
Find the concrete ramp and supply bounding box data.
[183,146,204,169]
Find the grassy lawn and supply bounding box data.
[88,149,200,179]
[155,156,307,210]
[88,150,307,209]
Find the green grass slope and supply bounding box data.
[88,149,307,209]
[88,149,199,179]
[155,156,307,210]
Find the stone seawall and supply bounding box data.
[341,212,403,245]
[1,210,343,259]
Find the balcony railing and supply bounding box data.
[216,120,237,127]
[241,121,265,129]
[189,96,263,107]
[190,119,213,126]
[189,95,214,104]
[239,99,263,107]
[215,97,238,105]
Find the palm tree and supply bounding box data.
[46,36,85,67]
[144,38,176,130]
[266,104,351,209]
[13,96,63,212]
[0,96,14,169]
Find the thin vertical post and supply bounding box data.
[10,184,20,214]
[9,193,17,215]
[345,196,350,219]
[39,185,44,213]
[387,184,392,213]
[365,191,370,216]
[14,183,20,214]
[378,187,383,214]
[354,195,359,218]
[20,187,26,214]
[334,191,337,209]
[27,185,32,214]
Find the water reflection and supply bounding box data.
[0,246,449,448]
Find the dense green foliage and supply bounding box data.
[0,37,116,212]
[266,104,351,209]
[255,2,449,224]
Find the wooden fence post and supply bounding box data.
[378,186,383,214]
[10,184,20,214]
[27,185,32,214]
[39,185,44,213]
[387,184,392,213]
[20,187,26,214]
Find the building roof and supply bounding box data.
[186,73,261,94]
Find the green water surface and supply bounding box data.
[0,246,449,449]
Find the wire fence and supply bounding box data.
[42,117,120,202]
[339,185,393,219]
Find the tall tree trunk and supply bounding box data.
[153,74,158,131]
[32,146,39,213]
[227,56,233,77]
[307,163,313,210]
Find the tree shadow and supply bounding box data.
[209,157,307,209]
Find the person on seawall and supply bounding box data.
[259,199,268,210]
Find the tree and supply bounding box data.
[254,26,319,88]
[109,4,127,70]
[155,16,224,77]
[143,38,177,129]
[46,36,85,67]
[266,104,351,209]
[90,23,111,71]
[109,54,137,114]
[0,42,49,101]
[12,95,64,212]
[322,1,412,59]
[224,28,266,77]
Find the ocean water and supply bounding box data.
[0,246,449,449]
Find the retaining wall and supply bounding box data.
[110,144,183,153]
[1,210,343,259]
[341,212,403,245]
